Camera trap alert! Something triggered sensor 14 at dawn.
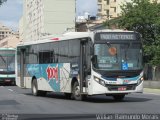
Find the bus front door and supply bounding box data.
[80,38,91,94]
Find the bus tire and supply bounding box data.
[112,94,125,101]
[31,79,40,96]
[32,79,47,96]
[72,81,86,101]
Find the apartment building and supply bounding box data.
[97,0,160,20]
[20,0,76,42]
[0,23,14,41]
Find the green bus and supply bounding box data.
[0,48,15,85]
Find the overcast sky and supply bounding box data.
[0,0,97,31]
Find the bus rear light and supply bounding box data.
[51,38,59,41]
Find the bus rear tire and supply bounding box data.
[32,79,39,96]
[112,94,125,101]
[31,79,47,96]
[72,81,86,101]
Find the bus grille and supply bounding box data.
[106,84,137,91]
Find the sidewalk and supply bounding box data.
[143,88,160,95]
[144,81,160,89]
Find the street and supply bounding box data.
[0,86,160,114]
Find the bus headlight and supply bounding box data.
[94,76,106,86]
[137,77,144,85]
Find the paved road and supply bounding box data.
[0,86,160,119]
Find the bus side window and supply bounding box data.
[50,42,59,63]
[39,51,53,64]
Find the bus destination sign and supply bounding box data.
[99,33,137,41]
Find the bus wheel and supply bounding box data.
[32,79,47,96]
[112,94,125,101]
[32,79,39,96]
[72,81,86,101]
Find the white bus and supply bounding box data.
[0,48,15,85]
[16,29,143,101]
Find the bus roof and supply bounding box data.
[17,32,92,47]
[17,29,137,47]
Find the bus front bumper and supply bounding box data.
[89,80,143,95]
[0,78,15,84]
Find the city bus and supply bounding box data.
[16,29,143,101]
[0,48,16,85]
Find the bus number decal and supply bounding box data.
[46,65,58,83]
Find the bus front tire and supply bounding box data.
[72,81,86,101]
[112,94,125,101]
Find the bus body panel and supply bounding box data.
[22,63,72,93]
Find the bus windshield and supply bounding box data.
[0,50,15,72]
[93,43,142,71]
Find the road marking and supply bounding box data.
[0,86,4,88]
[8,89,14,92]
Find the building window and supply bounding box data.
[106,10,109,15]
[114,7,116,12]
[114,0,116,2]
[98,4,102,12]
[107,0,109,5]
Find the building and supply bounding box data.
[0,34,20,48]
[97,0,160,20]
[20,0,76,42]
[0,23,14,41]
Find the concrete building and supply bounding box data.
[97,0,160,20]
[19,17,24,42]
[0,34,20,48]
[0,23,14,41]
[20,0,76,42]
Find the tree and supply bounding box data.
[106,0,160,65]
[0,0,7,6]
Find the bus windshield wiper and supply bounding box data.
[0,54,6,64]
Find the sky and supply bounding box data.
[0,0,97,31]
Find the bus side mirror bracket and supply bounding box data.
[91,55,97,65]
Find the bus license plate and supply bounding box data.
[118,87,126,91]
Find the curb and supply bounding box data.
[143,88,160,95]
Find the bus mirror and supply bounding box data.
[91,55,97,64]
[90,46,94,55]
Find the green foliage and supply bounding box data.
[105,0,160,65]
[0,0,7,6]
